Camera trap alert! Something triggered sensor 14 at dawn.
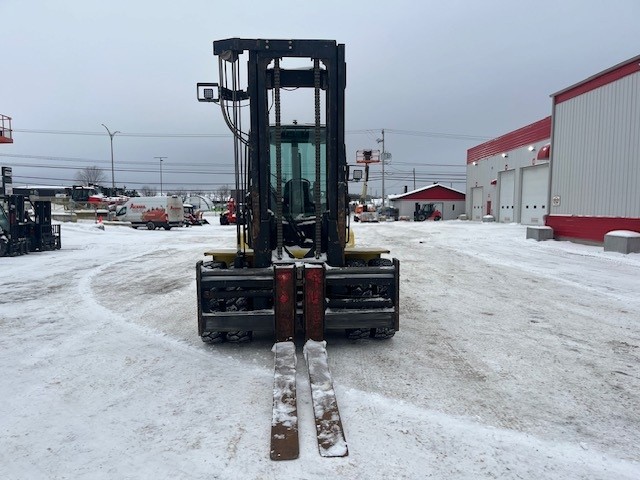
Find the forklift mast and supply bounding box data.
[198,38,348,268]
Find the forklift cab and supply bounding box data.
[271,125,326,219]
[269,125,328,248]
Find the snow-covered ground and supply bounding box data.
[1,217,639,479]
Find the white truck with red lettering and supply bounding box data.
[115,195,183,230]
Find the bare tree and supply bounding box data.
[169,187,187,199]
[140,185,157,196]
[217,184,230,201]
[75,166,105,186]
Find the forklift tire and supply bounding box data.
[346,328,370,340]
[417,214,426,221]
[371,327,396,339]
[369,257,393,294]
[224,290,251,341]
[345,258,368,297]
[226,331,253,343]
[0,237,7,257]
[368,258,393,267]
[203,260,227,270]
[146,221,156,230]
[346,258,367,267]
[434,216,441,221]
[201,331,225,344]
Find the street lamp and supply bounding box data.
[154,156,167,195]
[101,124,120,190]
[376,129,386,207]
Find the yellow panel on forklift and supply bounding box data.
[344,247,390,263]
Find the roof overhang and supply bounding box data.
[467,117,551,164]
[552,54,640,104]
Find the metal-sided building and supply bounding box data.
[466,117,552,224]
[389,183,466,220]
[546,55,640,243]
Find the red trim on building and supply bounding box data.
[545,215,640,243]
[553,55,640,105]
[392,184,465,201]
[537,143,550,160]
[467,117,551,164]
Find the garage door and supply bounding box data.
[498,170,515,223]
[520,164,549,225]
[471,187,483,220]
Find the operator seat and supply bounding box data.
[283,178,315,216]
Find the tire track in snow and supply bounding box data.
[355,221,640,459]
[72,242,276,376]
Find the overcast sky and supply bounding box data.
[2,0,639,196]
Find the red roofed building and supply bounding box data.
[466,54,640,243]
[466,117,551,224]
[389,183,466,220]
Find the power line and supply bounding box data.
[6,161,234,175]
[12,174,233,187]
[12,129,232,138]
[0,153,232,169]
[385,129,492,141]
[389,161,467,167]
[11,127,493,141]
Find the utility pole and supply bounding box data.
[154,156,167,195]
[376,129,385,207]
[101,124,120,190]
[413,168,416,191]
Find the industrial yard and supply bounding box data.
[1,218,638,479]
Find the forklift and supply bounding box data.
[1,166,61,257]
[196,39,401,460]
[196,38,400,344]
[414,202,442,221]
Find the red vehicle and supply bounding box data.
[220,198,237,225]
[414,203,442,221]
[184,203,208,226]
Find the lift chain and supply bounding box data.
[314,58,322,259]
[274,59,283,260]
